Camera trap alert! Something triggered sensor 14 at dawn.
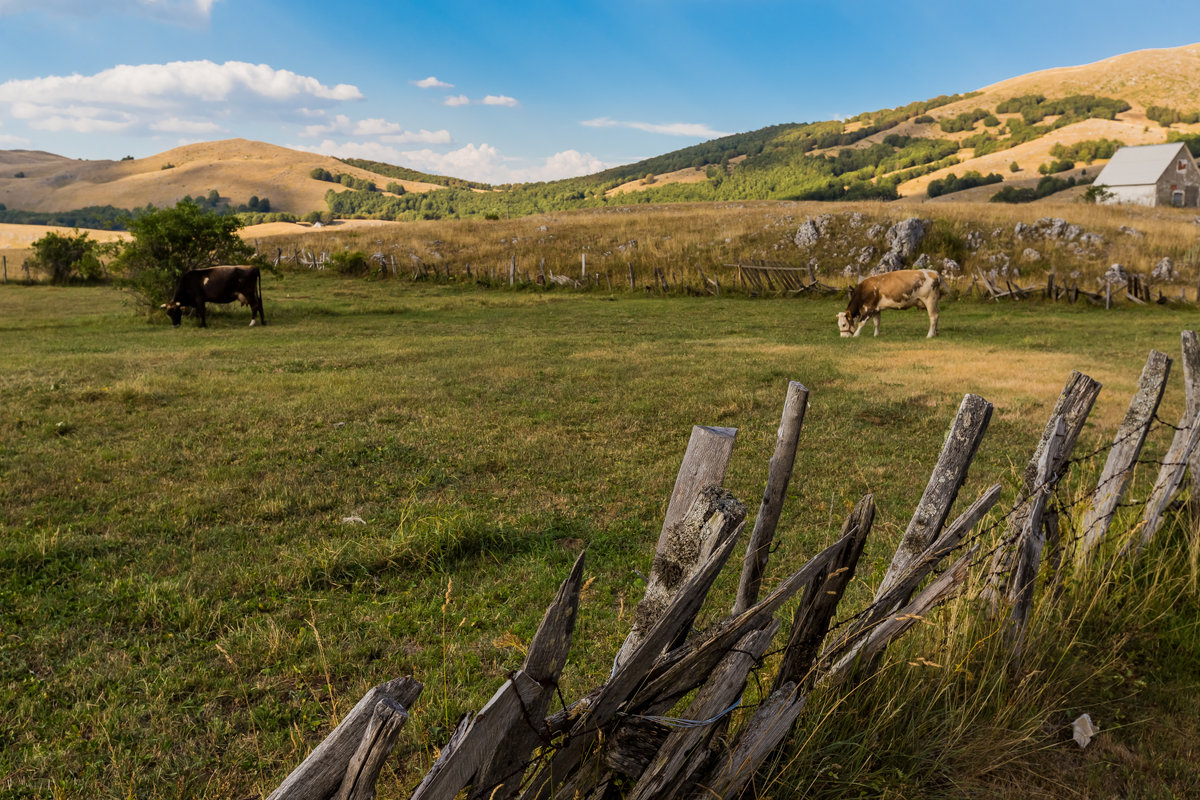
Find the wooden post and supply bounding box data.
[624,621,780,800]
[773,494,872,690]
[267,677,423,800]
[332,698,409,800]
[519,530,744,800]
[538,258,546,285]
[1124,405,1200,558]
[733,381,809,615]
[509,255,515,286]
[1182,331,1200,511]
[874,393,992,606]
[2,255,6,284]
[628,262,636,290]
[615,483,745,669]
[982,371,1101,612]
[411,555,586,800]
[581,252,587,279]
[1080,350,1171,561]
[1007,417,1068,659]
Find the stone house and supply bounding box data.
[1093,142,1200,207]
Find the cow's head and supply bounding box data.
[160,301,183,327]
[836,311,855,337]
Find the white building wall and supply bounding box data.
[1102,184,1158,206]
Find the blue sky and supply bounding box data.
[0,0,1197,184]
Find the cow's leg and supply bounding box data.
[852,317,870,337]
[872,313,881,337]
[196,301,207,327]
[924,295,940,338]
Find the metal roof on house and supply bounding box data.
[1094,143,1192,187]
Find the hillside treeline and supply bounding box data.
[322,93,1154,221]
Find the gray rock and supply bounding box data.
[1152,257,1175,282]
[885,218,928,259]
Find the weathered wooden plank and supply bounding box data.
[332,698,409,800]
[628,526,863,713]
[518,525,745,800]
[982,372,1100,611]
[411,554,586,800]
[615,428,738,670]
[469,552,587,800]
[1181,332,1200,511]
[827,483,1000,671]
[699,682,807,800]
[733,381,809,616]
[1080,350,1171,560]
[773,494,873,691]
[619,486,746,668]
[1007,417,1068,657]
[829,546,978,677]
[624,621,779,800]
[267,677,423,800]
[1126,406,1200,558]
[875,394,992,603]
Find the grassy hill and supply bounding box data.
[2,44,1200,221]
[0,139,446,219]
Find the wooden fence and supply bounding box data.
[265,331,1200,800]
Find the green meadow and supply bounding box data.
[2,273,1198,798]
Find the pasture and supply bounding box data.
[2,273,1198,798]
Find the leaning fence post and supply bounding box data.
[1007,416,1068,660]
[1079,350,1171,562]
[982,371,1101,612]
[332,697,409,800]
[875,393,993,606]
[267,677,423,800]
[1182,331,1200,512]
[614,426,738,669]
[733,381,808,616]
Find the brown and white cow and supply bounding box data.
[836,269,942,338]
[162,265,265,328]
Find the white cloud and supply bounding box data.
[300,114,450,144]
[0,61,362,109]
[412,76,453,89]
[150,117,224,134]
[289,139,610,184]
[0,132,30,147]
[482,95,519,108]
[0,61,362,142]
[582,116,730,138]
[0,0,219,25]
[10,101,136,132]
[444,94,470,107]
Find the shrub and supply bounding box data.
[927,170,1003,198]
[329,250,370,276]
[24,231,113,284]
[111,199,259,315]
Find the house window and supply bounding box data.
[1180,160,1188,172]
[1173,190,1185,207]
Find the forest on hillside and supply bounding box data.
[322,95,1200,222]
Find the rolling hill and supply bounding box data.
[2,43,1200,220]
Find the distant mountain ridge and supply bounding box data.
[1,43,1199,218]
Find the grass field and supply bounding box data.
[2,272,1198,798]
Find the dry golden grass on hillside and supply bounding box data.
[0,139,443,216]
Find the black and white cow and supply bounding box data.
[162,266,265,327]
[837,269,942,338]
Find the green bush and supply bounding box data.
[24,231,114,284]
[111,199,259,315]
[329,250,370,276]
[927,170,1004,198]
